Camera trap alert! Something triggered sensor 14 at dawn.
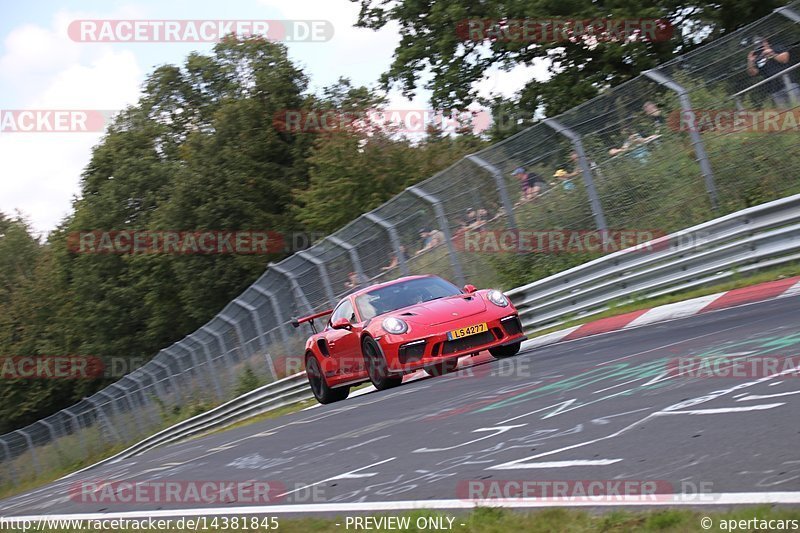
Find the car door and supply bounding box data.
[325,299,364,379]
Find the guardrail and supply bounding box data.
[87,373,311,466]
[507,193,800,332]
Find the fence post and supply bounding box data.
[776,4,800,22]
[96,389,130,441]
[205,325,238,389]
[14,430,40,476]
[63,407,88,458]
[233,298,277,380]
[643,68,719,210]
[39,421,60,460]
[466,154,518,231]
[176,339,205,389]
[407,185,466,286]
[0,437,18,484]
[296,250,337,308]
[543,118,609,234]
[140,366,166,401]
[270,262,315,314]
[186,334,224,400]
[249,285,293,356]
[364,212,408,275]
[151,360,181,405]
[127,371,159,426]
[326,235,366,284]
[84,395,122,443]
[110,383,143,436]
[219,312,250,362]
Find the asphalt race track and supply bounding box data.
[3,295,800,518]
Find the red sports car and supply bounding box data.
[292,275,526,404]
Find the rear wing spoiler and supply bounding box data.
[291,309,333,334]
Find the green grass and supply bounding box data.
[4,506,800,532]
[527,262,800,339]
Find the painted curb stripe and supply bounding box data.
[562,309,650,341]
[778,280,800,299]
[699,276,800,313]
[626,293,722,328]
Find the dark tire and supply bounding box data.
[424,358,459,377]
[306,354,349,404]
[362,337,403,390]
[489,341,522,358]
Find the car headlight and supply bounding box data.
[487,289,509,307]
[382,317,409,334]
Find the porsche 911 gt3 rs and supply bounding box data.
[292,275,526,404]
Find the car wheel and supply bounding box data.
[424,359,458,377]
[362,337,403,390]
[306,354,349,404]
[489,341,522,358]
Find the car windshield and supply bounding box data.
[355,277,462,320]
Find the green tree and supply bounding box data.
[352,0,783,125]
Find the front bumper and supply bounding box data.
[379,314,526,373]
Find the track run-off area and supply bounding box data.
[3,294,800,520]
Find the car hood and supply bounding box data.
[388,295,488,326]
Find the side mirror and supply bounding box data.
[331,317,352,330]
[463,284,478,294]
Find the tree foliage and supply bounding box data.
[0,37,484,432]
[352,0,783,132]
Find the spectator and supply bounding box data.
[552,169,576,191]
[476,208,489,225]
[563,151,581,178]
[381,245,407,271]
[512,167,546,201]
[344,271,363,290]
[746,36,796,107]
[641,101,664,137]
[416,227,445,255]
[464,208,478,228]
[609,129,650,161]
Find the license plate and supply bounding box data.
[447,323,488,340]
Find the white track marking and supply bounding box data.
[274,457,396,498]
[339,435,390,451]
[498,400,577,424]
[489,365,796,471]
[413,425,526,453]
[590,407,652,425]
[489,459,622,469]
[737,390,800,401]
[655,403,785,415]
[9,492,800,520]
[595,322,751,366]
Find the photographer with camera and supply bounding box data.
[746,35,795,107]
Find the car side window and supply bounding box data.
[330,299,355,325]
